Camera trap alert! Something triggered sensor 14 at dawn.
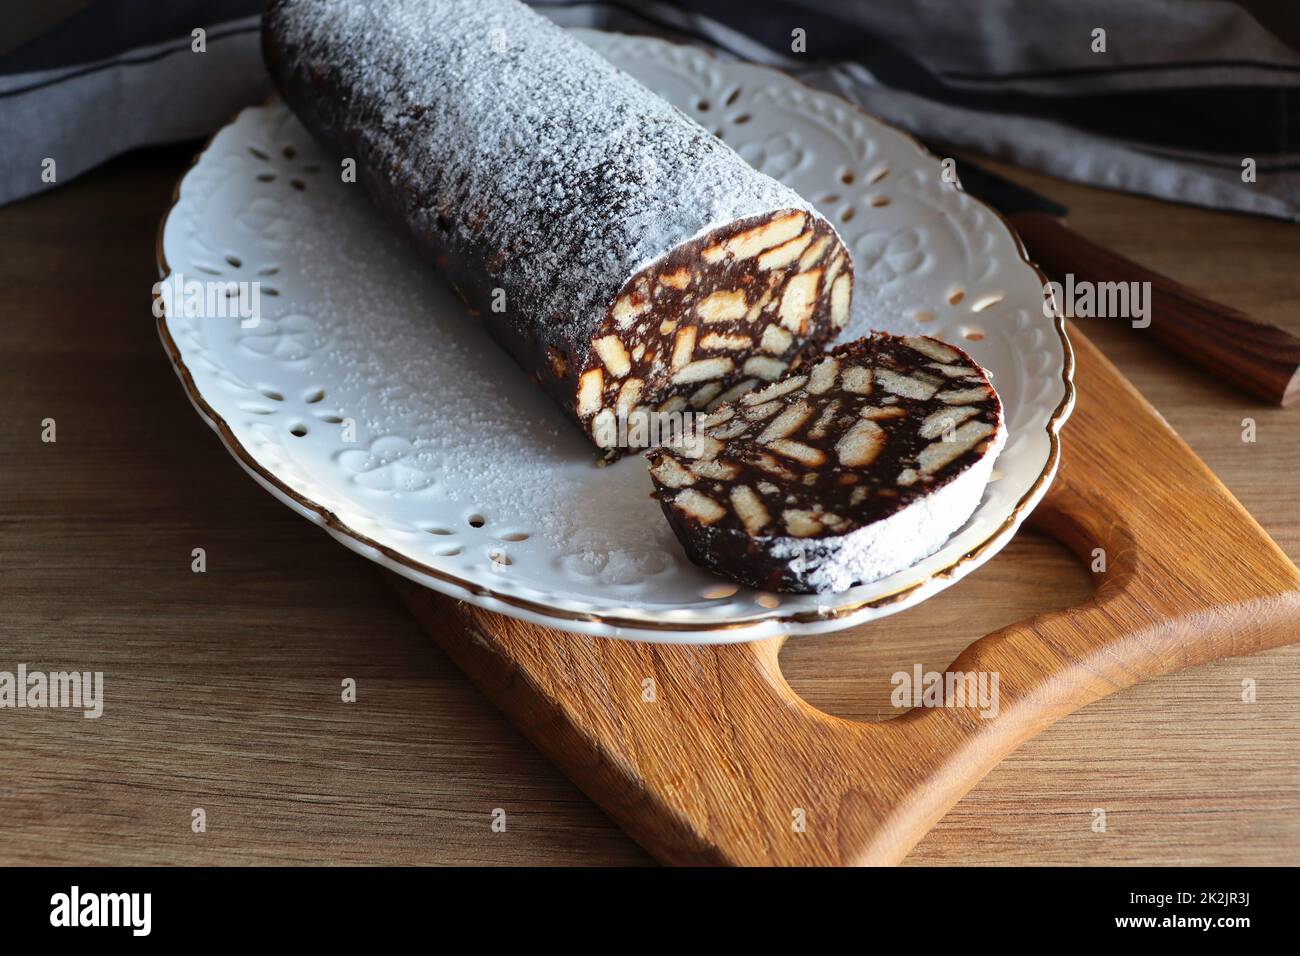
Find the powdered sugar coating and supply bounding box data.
[264,0,820,365]
[763,425,1007,591]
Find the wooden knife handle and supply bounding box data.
[1011,210,1300,406]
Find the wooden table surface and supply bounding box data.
[1,143,1297,866]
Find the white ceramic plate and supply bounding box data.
[156,30,1074,643]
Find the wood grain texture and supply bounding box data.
[1011,210,1300,406]
[0,146,1298,866]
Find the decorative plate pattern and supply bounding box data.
[156,30,1074,643]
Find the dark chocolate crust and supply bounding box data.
[262,0,851,455]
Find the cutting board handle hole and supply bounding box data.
[776,528,1092,723]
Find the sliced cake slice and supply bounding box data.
[647,333,1006,593]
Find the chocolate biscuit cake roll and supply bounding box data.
[647,334,1005,593]
[263,0,852,455]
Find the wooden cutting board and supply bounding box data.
[388,326,1300,866]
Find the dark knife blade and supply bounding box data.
[948,157,1068,219]
[922,151,1300,406]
